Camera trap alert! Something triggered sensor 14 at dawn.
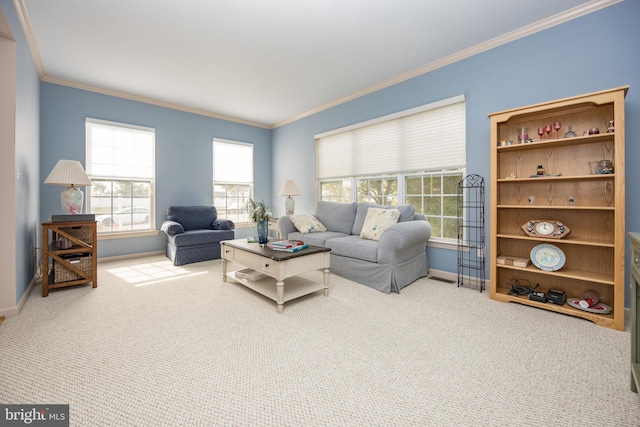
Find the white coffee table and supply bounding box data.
[221,239,331,313]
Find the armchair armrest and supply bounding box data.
[161,220,184,236]
[276,216,298,240]
[377,219,431,263]
[212,219,235,231]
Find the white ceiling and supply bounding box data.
[20,0,609,128]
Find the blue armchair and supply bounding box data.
[161,206,235,265]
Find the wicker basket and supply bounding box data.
[54,256,92,282]
[58,225,93,245]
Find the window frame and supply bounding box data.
[315,95,466,247]
[85,118,156,237]
[213,138,254,224]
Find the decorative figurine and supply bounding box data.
[537,165,544,175]
[607,120,615,133]
[564,125,577,138]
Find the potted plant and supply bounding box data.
[247,199,272,246]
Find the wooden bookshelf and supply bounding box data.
[489,87,627,330]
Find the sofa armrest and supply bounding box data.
[161,220,184,236]
[212,219,235,231]
[377,219,431,263]
[276,216,298,240]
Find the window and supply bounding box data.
[357,176,398,205]
[320,180,351,203]
[316,95,466,243]
[85,118,155,234]
[213,139,253,223]
[406,169,464,241]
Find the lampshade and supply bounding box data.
[44,160,92,215]
[278,179,300,197]
[44,160,93,187]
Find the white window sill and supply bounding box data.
[98,229,159,240]
[427,239,458,251]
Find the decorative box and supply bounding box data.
[496,255,530,268]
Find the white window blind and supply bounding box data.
[86,118,154,179]
[317,95,465,179]
[213,139,253,183]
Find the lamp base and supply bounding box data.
[285,196,295,215]
[61,185,84,215]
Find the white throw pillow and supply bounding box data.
[290,215,327,234]
[360,208,401,241]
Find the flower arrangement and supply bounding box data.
[247,198,272,223]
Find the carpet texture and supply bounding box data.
[1,255,639,426]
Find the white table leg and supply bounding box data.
[222,258,227,282]
[276,280,284,313]
[323,268,330,296]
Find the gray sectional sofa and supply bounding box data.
[276,201,431,293]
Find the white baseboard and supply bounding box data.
[98,250,165,263]
[0,273,38,318]
[428,268,492,290]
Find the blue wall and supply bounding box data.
[12,0,640,308]
[1,0,40,305]
[272,1,640,305]
[39,83,272,258]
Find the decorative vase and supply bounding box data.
[61,185,84,214]
[257,220,269,246]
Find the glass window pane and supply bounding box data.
[443,195,457,216]
[443,175,460,194]
[425,176,441,195]
[406,177,422,195]
[443,217,458,240]
[407,195,423,214]
[425,196,441,216]
[428,216,442,238]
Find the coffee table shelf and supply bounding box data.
[227,272,326,303]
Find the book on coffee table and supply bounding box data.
[267,240,305,249]
[235,268,267,281]
[271,244,309,252]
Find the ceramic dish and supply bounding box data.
[530,244,566,271]
[567,298,612,314]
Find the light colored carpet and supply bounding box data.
[1,255,639,426]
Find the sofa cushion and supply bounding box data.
[170,229,234,247]
[167,206,218,231]
[288,231,349,247]
[290,215,327,234]
[325,235,379,263]
[360,208,400,241]
[315,201,357,234]
[352,203,416,235]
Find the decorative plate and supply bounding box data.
[530,244,566,271]
[567,298,612,314]
[521,220,570,239]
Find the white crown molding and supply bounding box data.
[40,75,271,129]
[13,0,44,77]
[15,0,270,129]
[14,0,620,130]
[272,0,621,128]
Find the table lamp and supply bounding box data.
[44,159,93,214]
[279,179,300,215]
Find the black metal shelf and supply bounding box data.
[457,174,485,292]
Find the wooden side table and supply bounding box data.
[42,220,97,297]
